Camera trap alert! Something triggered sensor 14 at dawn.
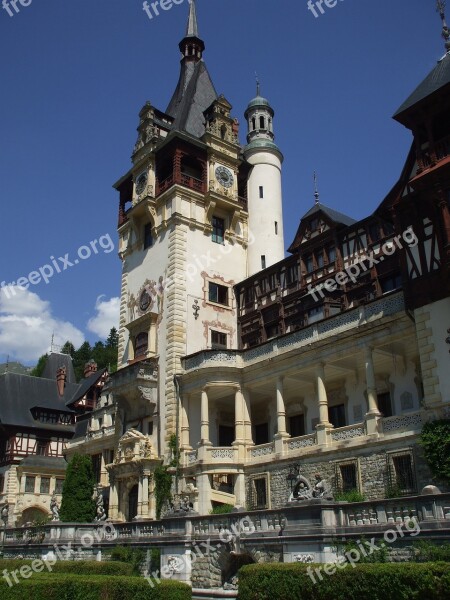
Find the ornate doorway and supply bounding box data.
[128,484,138,521]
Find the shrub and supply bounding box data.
[333,536,389,563]
[59,454,96,522]
[210,504,234,515]
[238,562,450,600]
[0,559,134,576]
[110,545,146,574]
[0,574,191,600]
[413,541,450,562]
[334,490,366,503]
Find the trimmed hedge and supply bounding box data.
[0,560,134,576]
[238,562,450,600]
[0,574,191,600]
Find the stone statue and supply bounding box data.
[1,504,9,524]
[94,489,107,522]
[289,476,313,503]
[312,473,333,500]
[50,495,60,521]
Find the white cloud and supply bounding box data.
[87,296,120,339]
[0,287,84,363]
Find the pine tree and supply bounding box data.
[60,454,96,522]
[30,353,48,377]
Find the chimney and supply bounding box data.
[56,366,67,397]
[84,359,98,379]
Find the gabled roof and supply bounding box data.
[0,372,77,430]
[288,202,356,254]
[66,368,107,408]
[301,202,356,227]
[394,52,450,120]
[166,60,218,138]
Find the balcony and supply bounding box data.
[156,172,206,196]
[417,134,450,172]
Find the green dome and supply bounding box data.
[246,95,271,110]
[244,139,283,160]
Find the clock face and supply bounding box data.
[136,172,148,196]
[215,166,234,189]
[139,290,151,312]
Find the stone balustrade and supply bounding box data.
[2,493,449,553]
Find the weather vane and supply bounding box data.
[313,172,320,205]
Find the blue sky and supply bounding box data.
[0,0,445,364]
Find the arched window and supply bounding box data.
[135,332,148,358]
[221,125,227,140]
[252,117,256,131]
[259,116,265,129]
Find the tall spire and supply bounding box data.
[186,0,199,38]
[437,1,450,52]
[178,0,205,60]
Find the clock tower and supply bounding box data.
[113,1,253,456]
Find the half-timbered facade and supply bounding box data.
[0,354,106,525]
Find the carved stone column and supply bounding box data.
[200,389,211,446]
[274,377,289,454]
[243,387,253,446]
[181,394,192,450]
[365,346,381,435]
[316,363,333,445]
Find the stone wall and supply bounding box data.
[245,439,437,510]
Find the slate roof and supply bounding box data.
[166,60,218,138]
[0,372,77,430]
[66,368,107,408]
[394,52,450,119]
[301,202,357,226]
[41,352,76,384]
[20,455,67,470]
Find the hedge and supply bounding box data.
[0,560,134,576]
[238,562,450,600]
[0,574,192,600]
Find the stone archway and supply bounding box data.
[17,506,50,526]
[219,551,255,589]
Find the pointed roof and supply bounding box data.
[288,202,356,254]
[41,352,76,384]
[301,202,356,227]
[394,52,450,121]
[166,1,218,138]
[186,0,199,38]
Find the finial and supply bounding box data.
[255,72,261,96]
[437,1,450,52]
[314,172,320,205]
[186,0,199,38]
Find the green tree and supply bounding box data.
[107,327,119,348]
[73,341,93,380]
[420,419,450,484]
[60,454,96,522]
[30,353,48,377]
[61,341,75,357]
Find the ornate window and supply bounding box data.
[208,282,228,306]
[211,330,227,350]
[55,479,64,495]
[212,216,225,244]
[40,477,50,494]
[334,460,360,494]
[135,332,149,358]
[25,476,36,494]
